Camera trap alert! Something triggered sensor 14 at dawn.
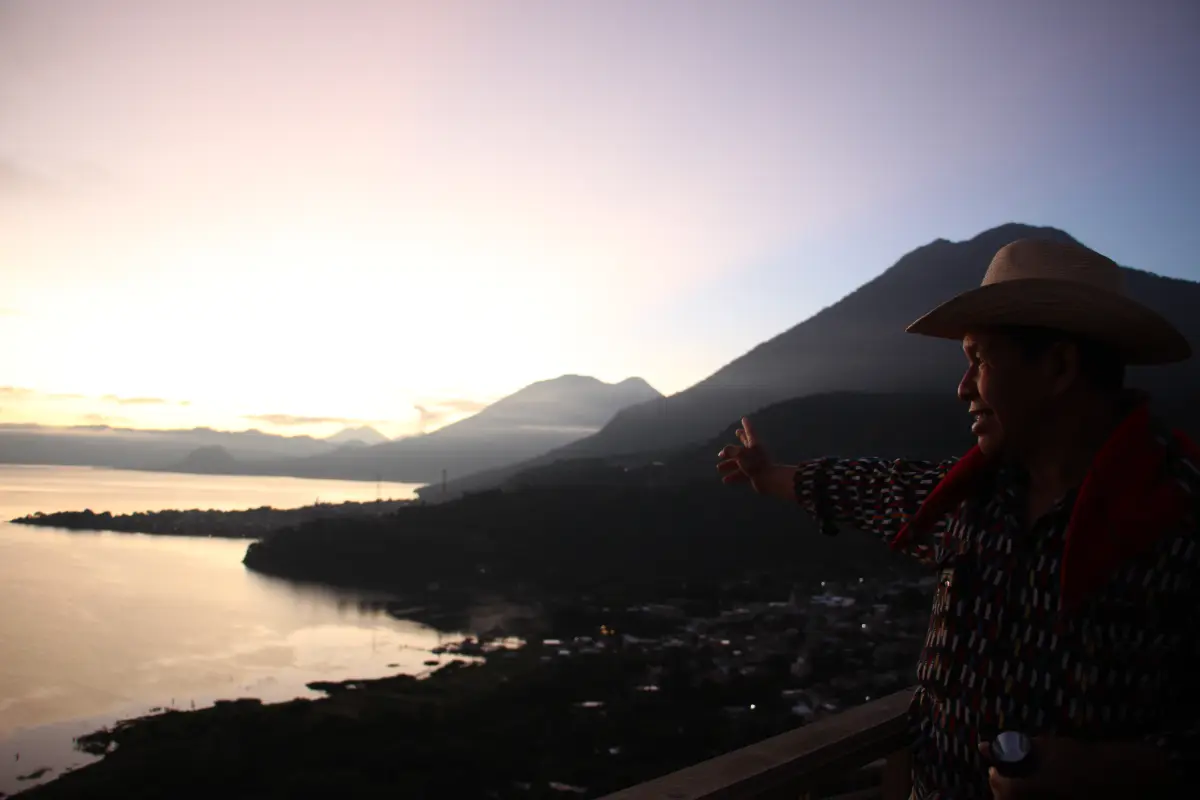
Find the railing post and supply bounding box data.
[881,746,912,800]
[597,687,916,799]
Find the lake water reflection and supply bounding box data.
[0,465,449,794]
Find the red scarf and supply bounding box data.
[890,402,1199,613]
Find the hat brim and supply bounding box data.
[905,279,1192,365]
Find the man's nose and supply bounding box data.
[957,369,976,403]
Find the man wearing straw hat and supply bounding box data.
[718,239,1200,799]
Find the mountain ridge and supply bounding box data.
[418,223,1200,501]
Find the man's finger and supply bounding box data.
[987,765,1013,799]
[718,445,743,459]
[984,759,1037,800]
[978,743,1004,798]
[741,417,757,446]
[722,471,749,484]
[717,459,742,474]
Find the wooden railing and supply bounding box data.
[599,686,916,800]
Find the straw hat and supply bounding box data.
[905,238,1192,365]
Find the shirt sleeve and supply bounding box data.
[793,457,958,564]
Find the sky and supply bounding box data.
[2,0,1198,439]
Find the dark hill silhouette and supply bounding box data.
[243,481,918,601]
[547,388,1197,491]
[171,445,240,474]
[485,392,969,494]
[421,223,1200,501]
[693,388,1198,470]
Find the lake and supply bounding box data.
[0,465,443,794]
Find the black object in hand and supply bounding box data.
[989,731,1038,778]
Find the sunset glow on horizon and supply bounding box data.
[3,0,1199,438]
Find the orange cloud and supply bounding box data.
[243,413,384,427]
[79,413,129,427]
[101,395,172,406]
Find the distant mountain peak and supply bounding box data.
[894,224,1079,277]
[526,374,604,388]
[172,445,239,473]
[965,222,1077,245]
[326,426,388,446]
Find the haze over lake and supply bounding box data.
[0,466,441,794]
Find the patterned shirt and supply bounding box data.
[793,399,1200,799]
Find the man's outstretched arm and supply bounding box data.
[717,418,957,563]
[792,457,958,563]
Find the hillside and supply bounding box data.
[243,481,918,600]
[420,223,1200,501]
[447,386,1199,503]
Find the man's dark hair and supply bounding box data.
[999,326,1125,391]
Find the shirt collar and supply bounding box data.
[893,395,1198,614]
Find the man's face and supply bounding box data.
[958,330,1056,457]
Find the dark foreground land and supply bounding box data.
[10,499,413,538]
[243,483,920,605]
[15,572,931,799]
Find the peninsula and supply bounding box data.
[10,498,413,539]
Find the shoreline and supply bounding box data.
[9,498,415,539]
[12,575,932,799]
[1,627,477,798]
[0,460,437,487]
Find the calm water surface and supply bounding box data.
[0,465,445,794]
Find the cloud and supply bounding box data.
[413,398,489,433]
[243,413,380,427]
[438,399,491,413]
[100,394,172,406]
[0,307,18,317]
[79,413,128,426]
[0,387,188,406]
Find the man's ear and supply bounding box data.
[1046,340,1081,396]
